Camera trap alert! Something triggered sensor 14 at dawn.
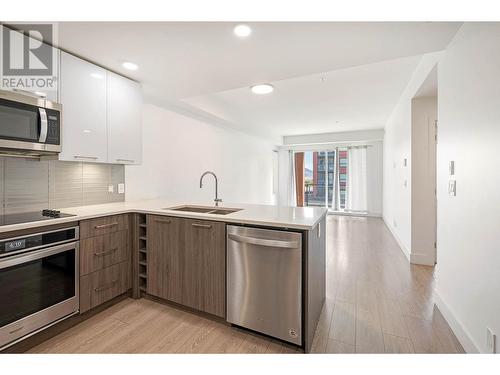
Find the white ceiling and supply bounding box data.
[184,56,422,138]
[57,22,461,140]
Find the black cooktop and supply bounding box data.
[0,209,76,227]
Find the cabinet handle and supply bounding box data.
[9,326,24,334]
[94,280,118,292]
[116,158,135,163]
[94,248,118,257]
[74,155,98,160]
[94,222,118,229]
[192,223,212,229]
[154,218,171,224]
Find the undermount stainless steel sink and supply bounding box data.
[164,205,242,215]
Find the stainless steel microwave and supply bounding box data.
[0,89,62,156]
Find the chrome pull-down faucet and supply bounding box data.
[199,171,222,206]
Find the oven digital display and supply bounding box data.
[6,239,26,251]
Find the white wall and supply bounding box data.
[435,23,500,353]
[125,103,276,205]
[383,52,443,258]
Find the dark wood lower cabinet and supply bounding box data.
[146,216,183,305]
[146,215,226,318]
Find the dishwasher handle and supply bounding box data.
[228,233,299,249]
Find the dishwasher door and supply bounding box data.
[226,225,302,345]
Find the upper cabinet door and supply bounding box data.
[59,52,108,163]
[107,72,142,165]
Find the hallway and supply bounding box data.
[311,215,464,353]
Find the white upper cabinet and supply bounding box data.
[59,52,108,163]
[107,72,142,165]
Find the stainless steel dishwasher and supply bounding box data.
[226,225,302,345]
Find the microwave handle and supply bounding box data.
[38,108,48,143]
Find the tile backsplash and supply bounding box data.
[0,157,125,215]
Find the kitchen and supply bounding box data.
[0,23,328,354]
[2,3,500,375]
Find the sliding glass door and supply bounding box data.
[302,150,336,208]
[295,147,365,213]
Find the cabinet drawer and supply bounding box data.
[79,261,130,313]
[80,230,129,276]
[80,214,129,239]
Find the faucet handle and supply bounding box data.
[214,198,223,206]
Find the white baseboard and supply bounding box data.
[434,291,480,353]
[410,252,435,266]
[382,216,411,262]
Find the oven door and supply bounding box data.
[0,242,79,348]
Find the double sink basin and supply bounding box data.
[165,205,242,216]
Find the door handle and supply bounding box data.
[94,248,118,257]
[74,155,98,160]
[116,158,135,163]
[94,280,118,292]
[228,233,299,249]
[154,218,171,224]
[9,326,24,334]
[192,223,212,229]
[39,108,48,143]
[94,222,118,229]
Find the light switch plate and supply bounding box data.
[108,185,114,193]
[118,183,125,194]
[448,180,456,196]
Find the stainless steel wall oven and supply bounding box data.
[0,226,79,349]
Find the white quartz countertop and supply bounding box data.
[0,199,328,234]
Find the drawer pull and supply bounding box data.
[94,222,118,229]
[192,223,212,229]
[9,326,24,334]
[94,248,118,257]
[154,218,171,224]
[94,280,118,292]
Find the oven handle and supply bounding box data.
[39,108,48,143]
[0,241,78,270]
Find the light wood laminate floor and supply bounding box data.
[29,216,464,354]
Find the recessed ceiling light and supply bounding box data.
[234,24,251,38]
[90,72,104,79]
[122,61,138,71]
[250,84,274,95]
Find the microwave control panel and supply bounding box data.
[45,108,60,145]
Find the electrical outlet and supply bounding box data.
[403,158,407,167]
[108,185,114,193]
[487,327,496,353]
[118,183,125,194]
[448,180,456,196]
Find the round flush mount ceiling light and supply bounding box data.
[234,24,251,38]
[250,83,274,95]
[122,61,138,71]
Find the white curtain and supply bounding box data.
[288,150,296,206]
[346,146,368,212]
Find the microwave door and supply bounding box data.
[0,98,40,144]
